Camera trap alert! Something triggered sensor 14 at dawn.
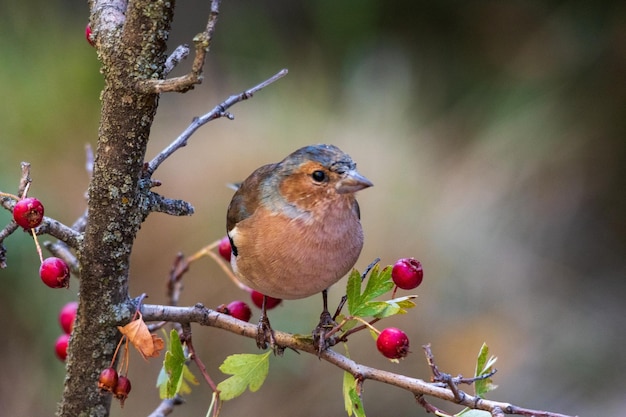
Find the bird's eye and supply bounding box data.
[311,170,327,183]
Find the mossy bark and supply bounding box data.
[58,1,175,415]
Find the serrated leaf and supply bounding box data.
[361,265,394,302]
[217,352,271,401]
[474,343,498,397]
[343,372,366,417]
[347,265,397,318]
[352,301,389,318]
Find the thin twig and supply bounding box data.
[145,68,288,176]
[163,45,190,76]
[18,162,31,198]
[181,323,219,393]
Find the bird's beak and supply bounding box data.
[336,170,373,194]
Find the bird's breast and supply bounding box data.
[230,201,364,299]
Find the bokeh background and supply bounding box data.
[1,1,625,416]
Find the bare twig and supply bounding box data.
[181,324,219,393]
[135,0,221,93]
[0,222,18,268]
[43,241,79,274]
[34,217,83,249]
[163,44,190,76]
[145,68,289,176]
[140,304,578,417]
[18,162,31,198]
[143,191,195,216]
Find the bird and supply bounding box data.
[226,144,372,351]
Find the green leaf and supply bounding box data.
[352,301,389,318]
[343,372,366,417]
[346,269,363,316]
[217,352,271,401]
[347,265,398,319]
[362,265,394,301]
[474,343,498,397]
[157,329,198,399]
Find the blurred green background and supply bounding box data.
[1,0,624,416]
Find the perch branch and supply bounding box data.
[140,304,577,417]
[145,68,288,176]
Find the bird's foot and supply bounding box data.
[312,309,337,355]
[256,314,284,355]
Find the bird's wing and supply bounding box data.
[226,163,277,233]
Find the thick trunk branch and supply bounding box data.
[58,0,175,415]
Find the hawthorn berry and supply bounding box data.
[114,375,132,407]
[250,290,282,310]
[85,23,95,47]
[55,333,70,361]
[98,367,119,393]
[12,197,44,229]
[225,300,252,322]
[59,301,78,334]
[391,258,423,290]
[218,236,232,262]
[40,257,70,288]
[376,327,410,359]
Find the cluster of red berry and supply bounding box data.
[216,236,424,360]
[375,258,423,360]
[13,197,71,288]
[54,301,78,361]
[10,195,76,361]
[98,367,132,407]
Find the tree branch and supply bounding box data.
[140,304,578,417]
[145,68,289,176]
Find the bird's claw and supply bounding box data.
[256,314,284,354]
[312,310,337,355]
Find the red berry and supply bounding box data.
[40,257,70,288]
[250,290,282,310]
[59,301,78,334]
[218,236,232,262]
[225,300,252,322]
[55,333,70,361]
[376,327,410,359]
[85,23,95,47]
[114,376,132,407]
[13,197,44,229]
[391,258,423,290]
[98,367,119,393]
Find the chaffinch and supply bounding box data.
[226,144,372,350]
